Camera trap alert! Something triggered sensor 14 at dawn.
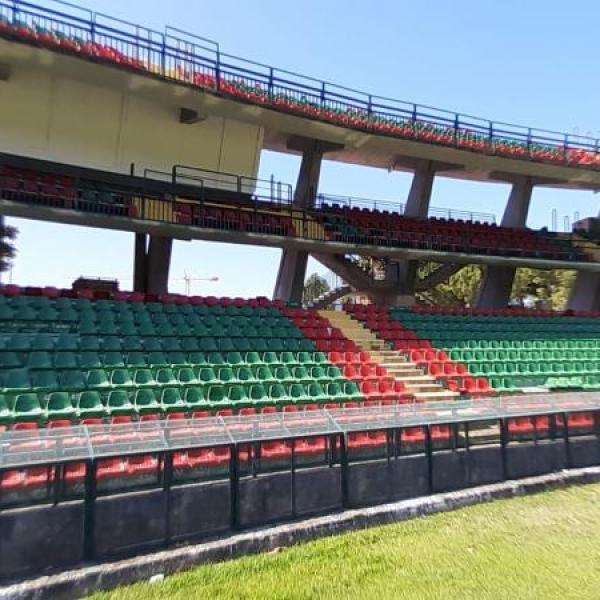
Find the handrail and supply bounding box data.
[1,0,600,167]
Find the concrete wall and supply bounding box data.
[0,64,263,177]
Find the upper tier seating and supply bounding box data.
[319,205,584,261]
[0,165,588,265]
[1,10,599,168]
[387,306,600,393]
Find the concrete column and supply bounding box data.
[273,143,324,303]
[146,235,172,295]
[477,177,533,309]
[567,271,600,312]
[133,233,148,293]
[404,162,436,218]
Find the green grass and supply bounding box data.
[91,484,600,600]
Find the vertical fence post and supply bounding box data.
[562,412,571,469]
[320,81,326,109]
[229,444,239,530]
[268,67,274,101]
[163,451,173,547]
[425,425,433,493]
[83,460,97,561]
[367,94,373,117]
[340,433,349,508]
[499,418,508,480]
[563,133,569,162]
[215,48,221,92]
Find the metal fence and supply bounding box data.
[2,393,599,470]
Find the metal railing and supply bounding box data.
[316,194,497,223]
[0,0,599,169]
[0,179,593,264]
[2,393,599,469]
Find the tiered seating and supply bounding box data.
[344,304,493,398]
[389,306,600,393]
[1,6,599,168]
[318,206,584,261]
[286,307,414,405]
[0,288,374,428]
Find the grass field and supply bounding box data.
[91,484,600,600]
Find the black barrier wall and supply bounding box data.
[1,414,600,582]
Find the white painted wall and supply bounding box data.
[0,61,263,177]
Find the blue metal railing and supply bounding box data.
[0,0,599,166]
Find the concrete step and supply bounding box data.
[413,390,460,401]
[406,383,447,393]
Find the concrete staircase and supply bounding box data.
[319,310,458,402]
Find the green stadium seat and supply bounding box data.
[3,368,31,394]
[194,365,217,384]
[0,395,12,425]
[110,368,134,388]
[27,351,53,370]
[132,368,156,388]
[12,393,44,422]
[155,368,177,386]
[268,383,289,407]
[184,387,208,411]
[134,389,160,415]
[45,392,76,421]
[54,352,79,370]
[160,387,187,413]
[288,382,309,404]
[59,369,87,392]
[76,391,105,419]
[86,369,110,390]
[106,390,134,416]
[29,375,60,405]
[249,384,270,408]
[177,367,198,386]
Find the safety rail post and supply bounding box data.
[411,103,418,123]
[527,128,532,157]
[290,439,296,518]
[163,451,174,547]
[229,443,239,530]
[499,418,508,480]
[425,425,433,493]
[454,114,460,146]
[339,432,349,508]
[367,94,373,117]
[563,133,569,161]
[268,67,274,100]
[488,121,494,143]
[215,48,221,91]
[83,459,97,562]
[320,81,326,109]
[160,32,166,77]
[562,412,571,469]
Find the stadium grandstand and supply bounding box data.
[2,0,600,595]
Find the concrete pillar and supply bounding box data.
[477,177,534,309]
[133,233,148,293]
[404,162,436,218]
[146,235,172,295]
[567,271,600,312]
[273,143,324,303]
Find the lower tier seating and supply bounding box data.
[384,305,600,392]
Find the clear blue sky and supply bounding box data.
[7,0,600,296]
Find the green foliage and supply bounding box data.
[0,222,17,274]
[302,272,330,304]
[417,262,576,310]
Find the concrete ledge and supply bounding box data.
[3,466,600,600]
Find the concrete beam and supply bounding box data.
[477,177,534,308]
[145,235,172,295]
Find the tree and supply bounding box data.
[0,220,17,274]
[303,273,330,304]
[416,262,576,310]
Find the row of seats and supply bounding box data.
[0,379,365,423]
[318,206,583,261]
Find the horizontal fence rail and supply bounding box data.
[0,0,599,170]
[2,393,600,469]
